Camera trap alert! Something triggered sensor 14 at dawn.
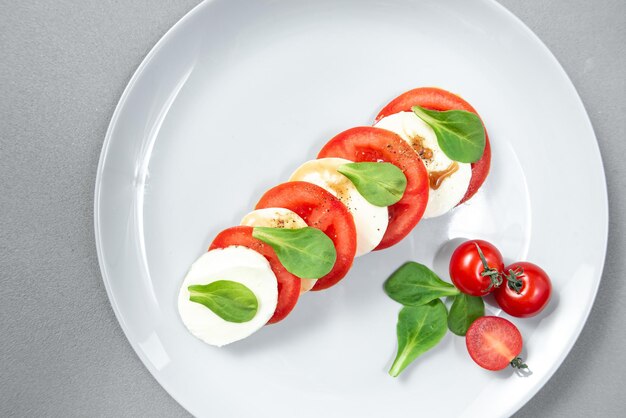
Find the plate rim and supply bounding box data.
[485,1,609,415]
[93,0,609,416]
[93,0,210,414]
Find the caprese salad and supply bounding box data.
[177,87,491,348]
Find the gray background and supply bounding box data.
[1,0,624,416]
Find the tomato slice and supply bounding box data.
[465,316,523,371]
[209,226,300,324]
[318,127,429,250]
[375,87,491,204]
[255,182,356,291]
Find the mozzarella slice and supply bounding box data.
[241,207,307,231]
[241,208,316,293]
[375,111,472,218]
[289,157,388,257]
[178,246,278,347]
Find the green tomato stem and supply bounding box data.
[510,357,528,370]
[505,267,525,294]
[474,243,503,292]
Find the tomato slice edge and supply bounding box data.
[209,226,301,324]
[255,181,356,290]
[318,126,429,250]
[375,87,491,204]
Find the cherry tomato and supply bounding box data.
[375,87,491,204]
[494,262,552,318]
[466,316,527,371]
[449,239,504,296]
[209,226,301,324]
[255,181,357,291]
[318,126,429,250]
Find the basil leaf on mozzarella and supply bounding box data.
[374,112,473,218]
[242,208,317,294]
[188,280,258,323]
[178,248,278,347]
[337,162,407,207]
[411,105,485,163]
[289,158,388,257]
[252,226,336,279]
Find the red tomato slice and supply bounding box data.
[209,226,301,324]
[375,87,491,204]
[465,316,523,371]
[318,127,429,250]
[255,182,357,291]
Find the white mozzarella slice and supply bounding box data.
[178,246,278,347]
[289,157,388,257]
[241,208,307,230]
[375,111,472,218]
[241,208,316,293]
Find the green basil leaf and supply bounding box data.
[252,226,336,279]
[337,162,407,207]
[188,280,258,323]
[389,299,448,377]
[384,262,459,306]
[411,105,486,163]
[447,293,485,336]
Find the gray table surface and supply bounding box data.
[1,0,624,416]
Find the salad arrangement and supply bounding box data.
[384,239,551,376]
[176,86,552,375]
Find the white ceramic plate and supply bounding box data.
[94,0,608,416]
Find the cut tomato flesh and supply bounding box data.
[465,316,523,371]
[255,182,357,291]
[375,87,491,204]
[209,226,300,324]
[318,127,429,250]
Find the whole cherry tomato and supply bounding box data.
[494,262,552,318]
[449,240,504,296]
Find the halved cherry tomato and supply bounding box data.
[466,316,526,371]
[209,226,301,324]
[255,182,357,291]
[494,262,552,318]
[318,127,429,250]
[449,239,504,296]
[375,87,491,204]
